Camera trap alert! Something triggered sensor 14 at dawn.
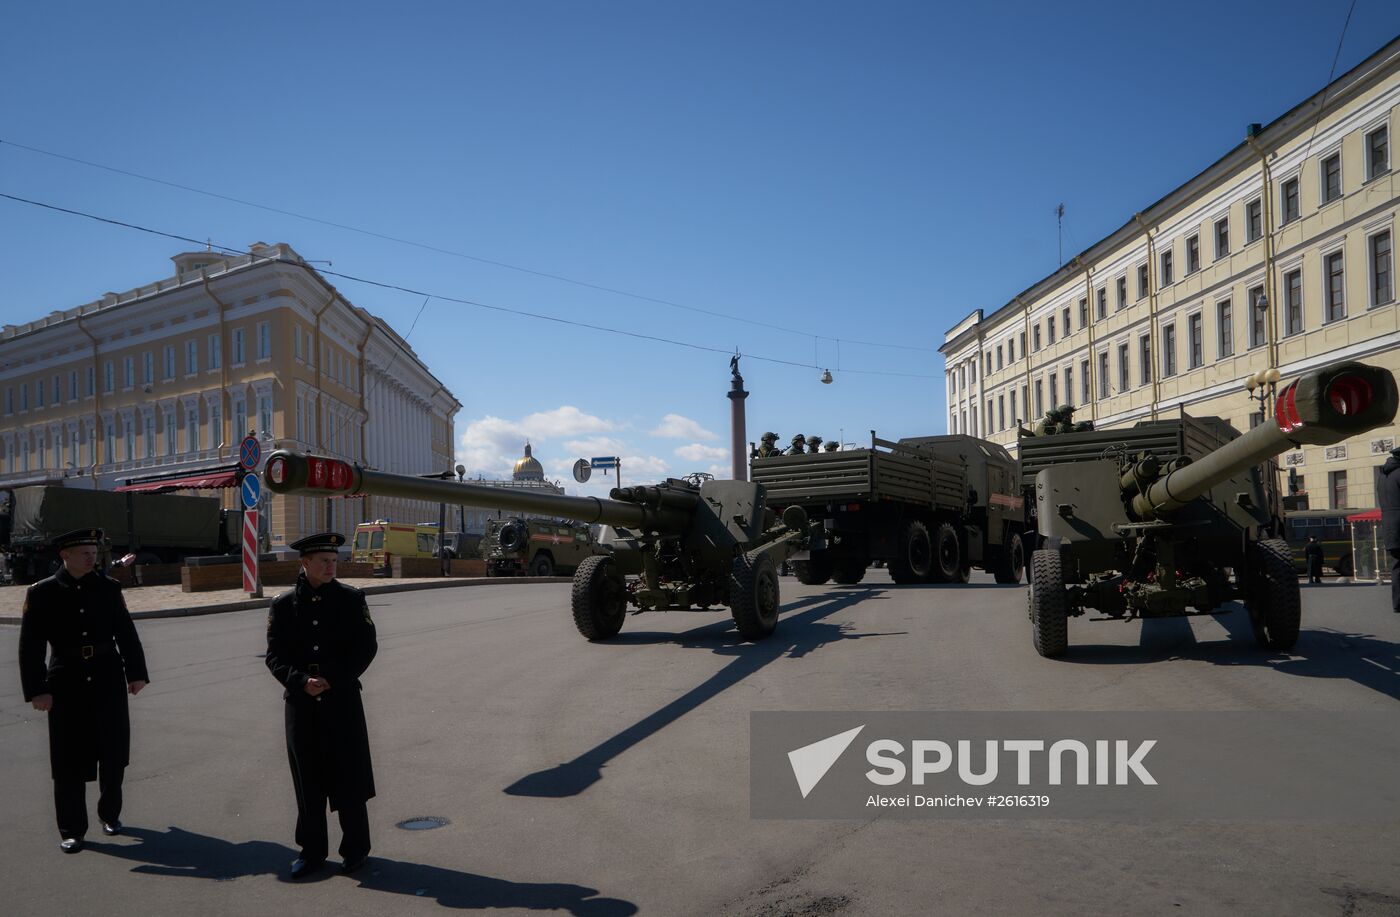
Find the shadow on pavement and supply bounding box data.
[1058,604,1400,703]
[89,826,638,914]
[505,588,896,798]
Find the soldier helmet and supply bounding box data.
[791,434,806,444]
[807,435,823,444]
[761,431,778,441]
[1055,404,1074,415]
[823,441,839,451]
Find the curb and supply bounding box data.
[0,576,572,625]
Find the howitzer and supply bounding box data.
[1020,360,1396,658]
[263,451,817,642]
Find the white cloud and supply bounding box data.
[563,436,629,457]
[675,443,730,463]
[650,413,717,441]
[520,406,614,438]
[457,405,614,478]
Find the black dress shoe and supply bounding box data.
[59,838,84,854]
[289,858,324,879]
[341,855,368,874]
[101,821,122,836]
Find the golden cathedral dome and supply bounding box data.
[512,442,545,481]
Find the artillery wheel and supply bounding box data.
[1245,538,1301,651]
[890,520,934,584]
[993,533,1025,584]
[1336,553,1354,578]
[1029,549,1069,658]
[792,553,834,585]
[930,522,962,583]
[571,555,627,641]
[832,560,867,585]
[730,552,780,641]
[530,554,555,577]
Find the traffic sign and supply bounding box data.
[573,458,592,483]
[239,436,261,470]
[591,456,618,470]
[241,472,261,509]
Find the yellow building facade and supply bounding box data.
[0,243,460,547]
[942,38,1400,512]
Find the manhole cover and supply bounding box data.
[397,816,450,831]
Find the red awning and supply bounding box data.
[1346,509,1382,523]
[115,469,239,494]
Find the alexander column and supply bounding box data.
[728,355,749,481]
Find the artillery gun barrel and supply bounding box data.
[1130,361,1397,519]
[262,451,691,532]
[611,484,700,512]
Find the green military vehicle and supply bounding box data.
[480,516,599,577]
[751,432,1029,585]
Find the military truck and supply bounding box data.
[1017,360,1396,657]
[480,516,599,577]
[0,484,239,584]
[750,432,1029,585]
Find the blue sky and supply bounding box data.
[3,1,1398,494]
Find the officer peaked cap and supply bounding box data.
[53,528,104,550]
[291,532,345,555]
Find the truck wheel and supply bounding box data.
[890,520,934,584]
[1336,553,1353,578]
[930,522,961,583]
[571,556,626,640]
[1029,549,1069,658]
[1245,538,1301,651]
[730,552,780,640]
[792,553,833,585]
[832,560,867,584]
[993,535,1025,584]
[530,554,555,577]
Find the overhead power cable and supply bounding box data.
[0,138,931,353]
[0,192,938,380]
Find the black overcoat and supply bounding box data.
[265,574,378,810]
[1380,454,1400,551]
[1304,541,1325,577]
[18,567,149,782]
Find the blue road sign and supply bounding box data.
[239,436,261,470]
[241,472,261,509]
[591,456,619,469]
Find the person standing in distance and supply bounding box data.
[265,532,378,879]
[18,528,149,854]
[1380,446,1400,613]
[1304,536,1325,584]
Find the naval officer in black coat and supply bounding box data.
[265,532,378,879]
[18,528,149,853]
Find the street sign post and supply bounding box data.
[241,470,262,597]
[239,435,261,471]
[241,472,261,509]
[590,456,621,489]
[573,458,592,484]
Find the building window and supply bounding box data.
[257,321,271,360]
[142,351,153,385]
[209,333,222,370]
[1214,218,1230,259]
[235,401,247,442]
[1217,299,1234,357]
[1080,359,1090,404]
[145,414,156,459]
[1249,411,1264,430]
[1048,373,1058,408]
[1248,285,1266,348]
[970,363,977,384]
[1328,470,1347,509]
[985,353,992,376]
[1137,263,1149,300]
[1280,177,1299,224]
[971,406,978,437]
[1117,342,1129,392]
[86,366,94,397]
[1062,307,1071,337]
[1284,269,1303,335]
[1186,234,1200,274]
[1097,352,1109,399]
[1046,316,1055,346]
[69,370,77,402]
[1321,153,1341,204]
[3,387,10,414]
[187,405,200,453]
[163,345,175,380]
[1021,387,1029,425]
[1139,334,1152,386]
[1096,287,1107,319]
[209,403,222,449]
[36,379,44,409]
[294,324,303,361]
[186,340,198,375]
[1368,125,1389,180]
[1246,199,1263,242]
[124,416,135,462]
[259,395,273,436]
[1187,313,1203,368]
[1116,276,1127,311]
[165,412,176,456]
[1019,331,1026,355]
[1160,249,1174,285]
[1372,230,1394,307]
[1325,251,1345,322]
[20,382,29,411]
[123,356,134,389]
[997,395,1005,431]
[1079,298,1088,327]
[1162,323,1177,377]
[1034,380,1043,418]
[1033,324,1042,351]
[1064,365,1074,407]
[105,421,115,465]
[104,362,114,393]
[1007,337,1015,362]
[232,329,246,365]
[996,345,1003,370]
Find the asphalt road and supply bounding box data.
[2,571,1399,917]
